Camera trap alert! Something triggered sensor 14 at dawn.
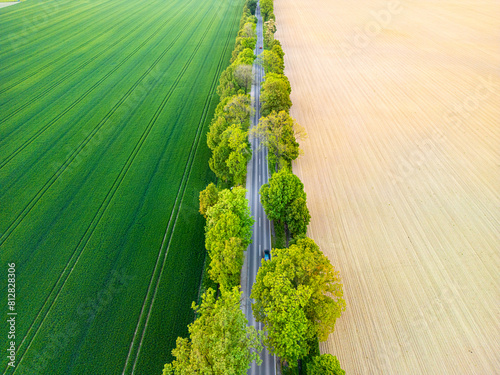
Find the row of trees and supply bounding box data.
[207,3,260,187]
[163,2,259,373]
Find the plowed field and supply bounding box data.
[274,0,499,373]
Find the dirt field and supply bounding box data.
[274,0,499,373]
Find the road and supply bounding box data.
[241,2,276,374]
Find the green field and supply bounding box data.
[0,0,244,373]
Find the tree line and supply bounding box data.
[163,2,261,373]
[163,0,346,373]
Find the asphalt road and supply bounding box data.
[241,2,276,374]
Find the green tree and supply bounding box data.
[263,19,276,49]
[260,0,274,21]
[205,187,254,287]
[207,94,251,151]
[234,48,256,66]
[251,238,346,367]
[206,187,253,243]
[217,66,238,99]
[260,169,310,238]
[163,287,262,375]
[262,49,284,75]
[199,183,219,218]
[238,21,257,38]
[209,125,251,186]
[222,94,252,128]
[307,354,345,375]
[206,214,247,288]
[260,75,292,116]
[234,64,253,94]
[250,110,305,171]
[247,0,257,15]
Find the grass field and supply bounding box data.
[0,0,244,373]
[275,0,499,373]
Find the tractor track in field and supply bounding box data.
[0,0,183,129]
[0,0,197,241]
[122,7,238,374]
[0,0,146,96]
[3,4,220,374]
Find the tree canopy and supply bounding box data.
[205,187,253,288]
[262,49,284,75]
[250,110,305,171]
[209,124,251,186]
[260,74,292,116]
[260,0,274,21]
[260,168,310,237]
[251,238,346,366]
[163,287,262,375]
[307,354,345,375]
[199,183,219,218]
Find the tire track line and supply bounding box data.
[122,4,238,374]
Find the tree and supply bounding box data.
[307,354,345,375]
[262,49,284,75]
[260,0,274,21]
[247,0,257,15]
[272,42,284,61]
[234,64,253,94]
[285,196,310,237]
[209,125,251,186]
[234,48,256,66]
[260,168,310,238]
[217,65,238,99]
[264,19,276,49]
[205,187,254,288]
[238,21,256,38]
[222,94,252,128]
[163,287,262,375]
[260,75,292,116]
[250,110,305,171]
[251,238,346,367]
[207,94,251,152]
[206,214,247,288]
[206,187,253,243]
[232,37,257,63]
[255,273,313,366]
[199,183,219,218]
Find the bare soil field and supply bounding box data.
[274,0,499,373]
